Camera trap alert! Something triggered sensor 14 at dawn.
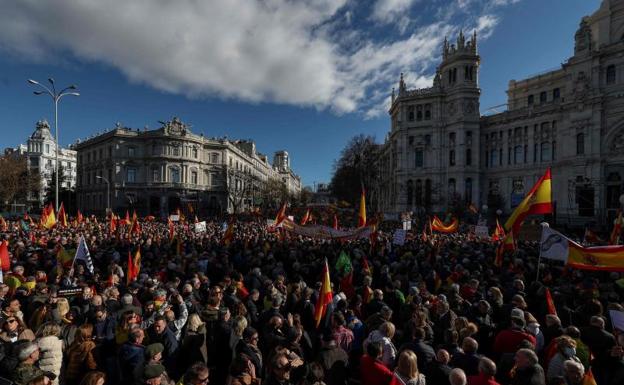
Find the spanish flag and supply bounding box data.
[76,210,84,224]
[109,214,117,233]
[333,214,339,230]
[431,216,459,233]
[43,204,56,230]
[275,203,287,226]
[123,210,130,226]
[495,231,516,267]
[545,287,557,316]
[505,168,552,234]
[127,249,141,284]
[58,203,68,227]
[492,219,506,242]
[610,211,622,245]
[358,187,366,228]
[222,220,235,245]
[301,209,311,226]
[168,217,175,241]
[0,241,10,272]
[314,259,333,328]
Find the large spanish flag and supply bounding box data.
[495,231,516,267]
[431,216,458,233]
[567,243,624,272]
[58,203,68,227]
[314,259,333,328]
[274,203,287,226]
[127,249,141,284]
[505,168,552,234]
[43,203,56,230]
[358,187,366,228]
[301,209,311,226]
[492,219,506,242]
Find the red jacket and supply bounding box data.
[468,373,501,385]
[360,354,393,385]
[493,328,536,354]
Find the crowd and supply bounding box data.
[0,215,623,385]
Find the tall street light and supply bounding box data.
[96,176,111,213]
[28,78,80,212]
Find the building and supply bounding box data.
[379,0,624,226]
[74,117,301,216]
[12,120,78,207]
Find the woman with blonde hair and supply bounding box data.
[547,335,581,380]
[179,313,207,374]
[392,350,426,385]
[78,371,106,385]
[364,321,398,368]
[64,324,98,385]
[36,323,64,385]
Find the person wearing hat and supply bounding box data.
[493,316,536,356]
[141,363,166,385]
[12,341,52,385]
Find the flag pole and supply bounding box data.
[536,222,549,282]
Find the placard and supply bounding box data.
[475,225,489,238]
[194,221,207,233]
[393,229,406,246]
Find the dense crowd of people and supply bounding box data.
[0,214,623,385]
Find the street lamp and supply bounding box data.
[28,78,79,212]
[496,209,502,216]
[96,176,111,213]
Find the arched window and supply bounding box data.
[425,179,432,207]
[576,133,585,155]
[466,149,472,166]
[541,142,551,162]
[416,105,423,121]
[607,65,616,84]
[415,180,423,206]
[170,167,180,183]
[465,178,472,203]
[424,104,432,120]
[408,106,415,121]
[407,180,414,207]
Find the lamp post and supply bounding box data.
[28,78,79,212]
[96,176,111,214]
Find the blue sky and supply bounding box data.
[0,0,601,187]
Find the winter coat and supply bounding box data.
[37,335,64,385]
[364,330,397,368]
[118,342,145,385]
[0,328,35,343]
[64,340,97,384]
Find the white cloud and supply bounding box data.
[490,0,521,6]
[371,0,419,23]
[0,0,513,117]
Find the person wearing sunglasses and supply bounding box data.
[266,352,294,385]
[0,315,35,343]
[177,362,209,385]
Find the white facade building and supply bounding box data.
[23,120,77,206]
[379,0,624,226]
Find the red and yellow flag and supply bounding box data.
[358,187,366,228]
[0,216,7,232]
[333,214,339,230]
[567,243,624,272]
[300,209,311,226]
[168,218,175,241]
[545,287,557,316]
[314,259,333,328]
[505,168,552,234]
[431,216,458,233]
[492,219,506,242]
[222,221,235,245]
[76,210,84,224]
[43,203,56,230]
[0,240,10,272]
[127,249,141,284]
[109,214,117,233]
[495,231,516,267]
[582,368,597,385]
[274,203,287,226]
[58,203,68,227]
[610,211,622,245]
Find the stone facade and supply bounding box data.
[23,120,77,206]
[74,117,301,216]
[379,0,624,226]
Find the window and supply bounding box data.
[534,144,538,163]
[191,171,198,184]
[449,150,456,166]
[577,186,595,217]
[424,135,431,145]
[448,178,456,195]
[465,178,472,203]
[541,142,551,162]
[416,105,423,121]
[415,149,424,167]
[449,132,456,146]
[508,147,512,165]
[211,153,219,164]
[172,146,180,156]
[126,167,137,183]
[485,149,489,168]
[211,173,219,186]
[499,148,503,166]
[407,180,413,207]
[514,146,522,164]
[466,149,472,166]
[553,88,560,100]
[408,136,414,145]
[415,180,423,206]
[552,140,556,160]
[607,65,616,84]
[152,168,160,182]
[45,144,50,154]
[192,148,198,159]
[408,106,415,121]
[128,147,135,157]
[528,95,534,105]
[170,167,180,183]
[490,149,498,166]
[524,145,528,163]
[466,131,472,145]
[576,133,585,155]
[424,104,431,120]
[152,145,159,155]
[99,149,103,160]
[425,179,432,207]
[540,91,547,103]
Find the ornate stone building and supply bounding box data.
[379,0,624,226]
[75,117,301,216]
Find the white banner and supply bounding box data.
[194,221,207,233]
[169,214,180,222]
[475,225,489,238]
[540,225,570,263]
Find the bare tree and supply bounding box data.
[0,155,41,210]
[225,166,260,214]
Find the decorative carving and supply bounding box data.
[448,102,457,116]
[611,132,624,152]
[36,120,50,130]
[160,117,189,136]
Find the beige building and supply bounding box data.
[379,0,624,226]
[75,117,301,216]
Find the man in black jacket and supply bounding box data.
[317,331,349,385]
[399,327,435,374]
[428,349,452,385]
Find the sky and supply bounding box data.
[0,0,602,188]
